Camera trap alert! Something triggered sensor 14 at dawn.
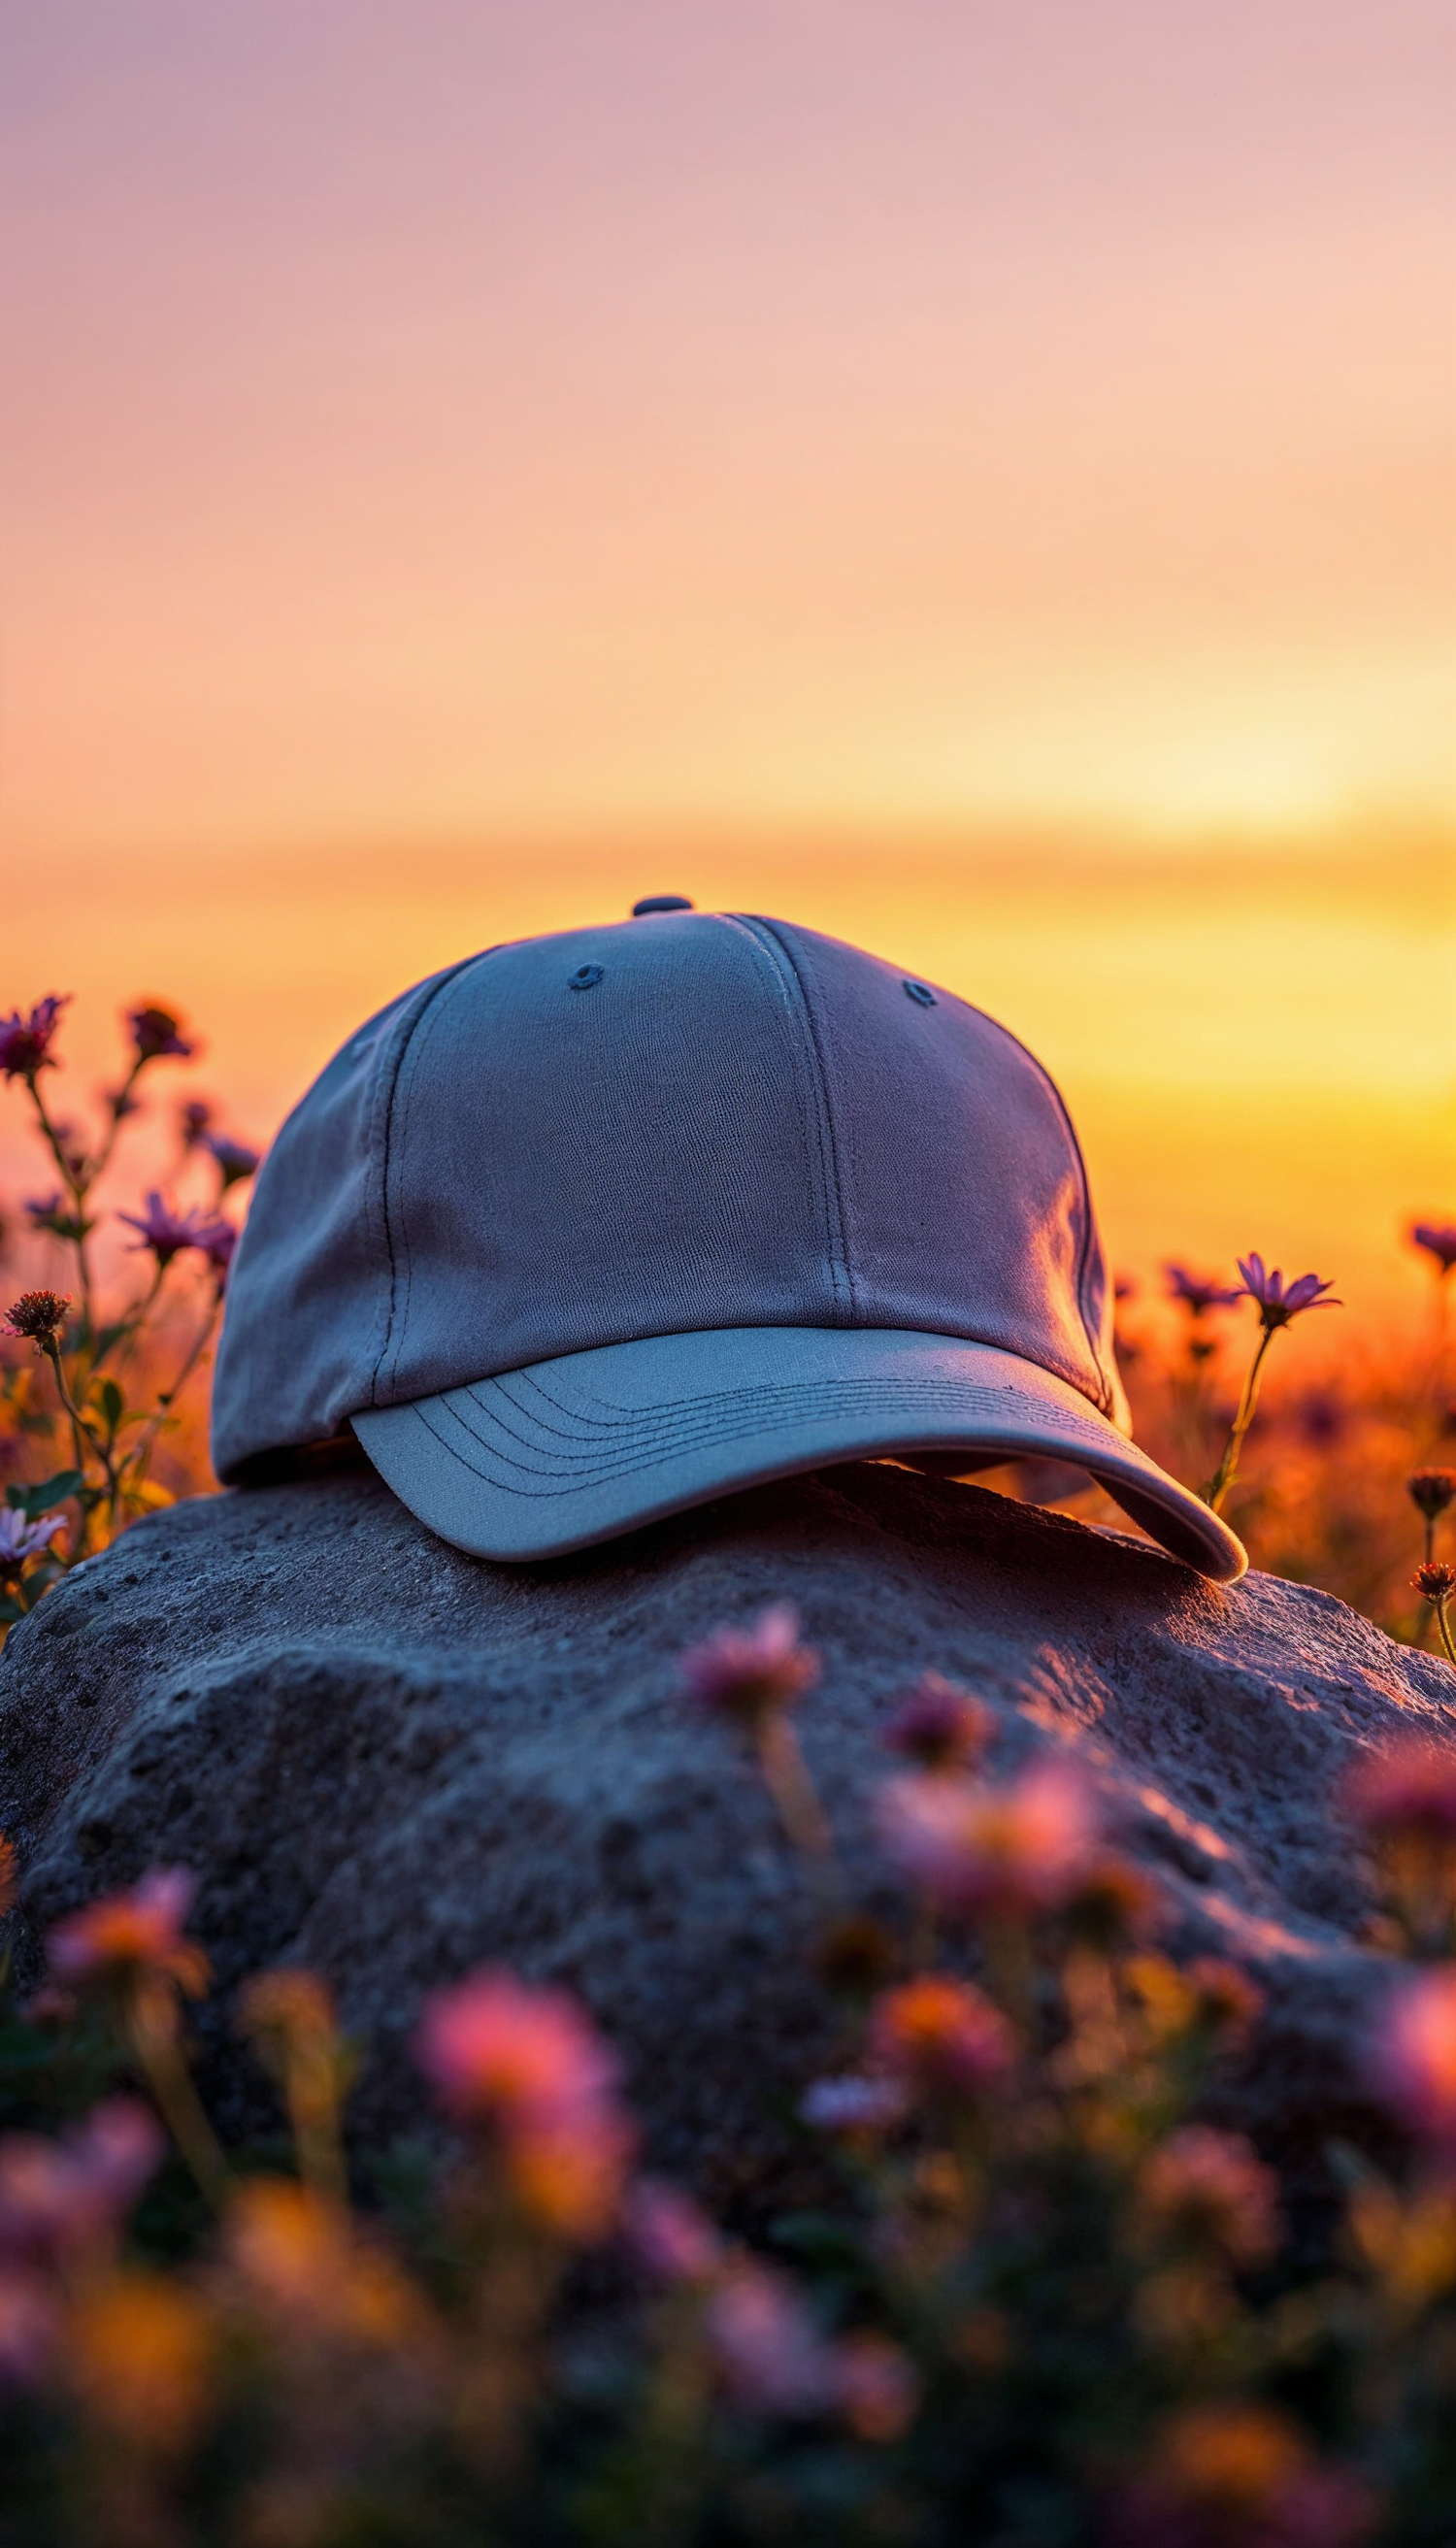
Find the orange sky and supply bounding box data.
[1,4,1452,1319]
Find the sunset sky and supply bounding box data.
[1,2,1452,1315]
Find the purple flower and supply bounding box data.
[204,1134,260,1190]
[1236,1254,1340,1330]
[116,1192,222,1269]
[1164,1263,1242,1316]
[799,2074,907,2134]
[0,998,69,1081]
[1412,1222,1456,1277]
[0,1510,67,1581]
[881,1672,993,1771]
[626,2179,723,2284]
[705,2262,838,2416]
[125,1004,195,1064]
[179,1099,215,1149]
[197,1218,239,1285]
[0,2099,163,2266]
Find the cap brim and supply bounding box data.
[351,1326,1245,1581]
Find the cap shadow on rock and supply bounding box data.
[0,1462,1449,2206]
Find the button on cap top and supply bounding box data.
[631,894,695,915]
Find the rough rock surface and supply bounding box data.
[0,1465,1451,2199]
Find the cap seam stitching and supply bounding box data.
[730,915,856,1324]
[369,955,490,1406]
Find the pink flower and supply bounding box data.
[1411,1222,1456,1277]
[0,2100,164,2266]
[868,1975,1013,2101]
[1137,2126,1282,2267]
[1164,1264,1242,1316]
[880,1672,993,1771]
[125,1004,195,1063]
[0,2270,57,2385]
[800,2074,907,2134]
[706,2261,838,2415]
[1344,1737,1456,1843]
[834,2331,920,2442]
[116,1192,223,1269]
[416,1969,617,2124]
[414,1968,633,2236]
[626,2179,724,2284]
[0,997,68,1081]
[0,1510,67,1581]
[1373,1967,1456,2150]
[678,1603,820,1728]
[877,1757,1100,1920]
[50,1869,209,1996]
[1236,1254,1340,1330]
[204,1134,259,1189]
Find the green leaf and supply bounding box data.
[20,1472,83,1518]
[3,1487,25,1512]
[96,1379,125,1429]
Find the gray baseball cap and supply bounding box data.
[212,904,1245,1581]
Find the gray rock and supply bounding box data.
[0,1464,1450,2202]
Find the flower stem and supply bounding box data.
[1435,1594,1456,1671]
[754,1716,844,1912]
[1204,1324,1275,1513]
[123,1984,229,2212]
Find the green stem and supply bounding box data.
[125,2001,229,2213]
[1436,1596,1456,1671]
[1204,1324,1275,1513]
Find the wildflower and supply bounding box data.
[834,2330,919,2441]
[678,1603,820,1729]
[1235,1253,1340,1330]
[125,1002,196,1064]
[103,1083,141,1123]
[1409,1469,1456,1525]
[1186,1957,1266,2042]
[21,1192,87,1244]
[2,1290,70,1347]
[1137,2125,1281,2267]
[1411,1221,1456,1277]
[877,1756,1100,1921]
[1064,1855,1163,1950]
[1409,1470,1456,1570]
[0,2269,57,2384]
[1374,1966,1456,2151]
[1125,2403,1374,2544]
[800,2073,907,2134]
[0,997,68,1080]
[869,1975,1013,2101]
[881,1672,994,1770]
[179,1097,215,1147]
[1345,1737,1456,1846]
[117,1191,224,1269]
[50,1868,210,1997]
[705,2260,838,2415]
[626,2178,724,2283]
[0,2100,164,2265]
[205,1133,260,1188]
[198,1217,239,1284]
[0,1509,67,1583]
[225,2176,423,2347]
[1203,1254,1340,1512]
[68,2269,215,2450]
[1165,1264,1242,1316]
[238,1969,351,2201]
[1412,1562,1456,1666]
[415,1968,633,2237]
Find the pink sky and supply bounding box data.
[2,0,1452,848]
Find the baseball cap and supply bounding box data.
[212,903,1245,1581]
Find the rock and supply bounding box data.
[0,1464,1450,2203]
